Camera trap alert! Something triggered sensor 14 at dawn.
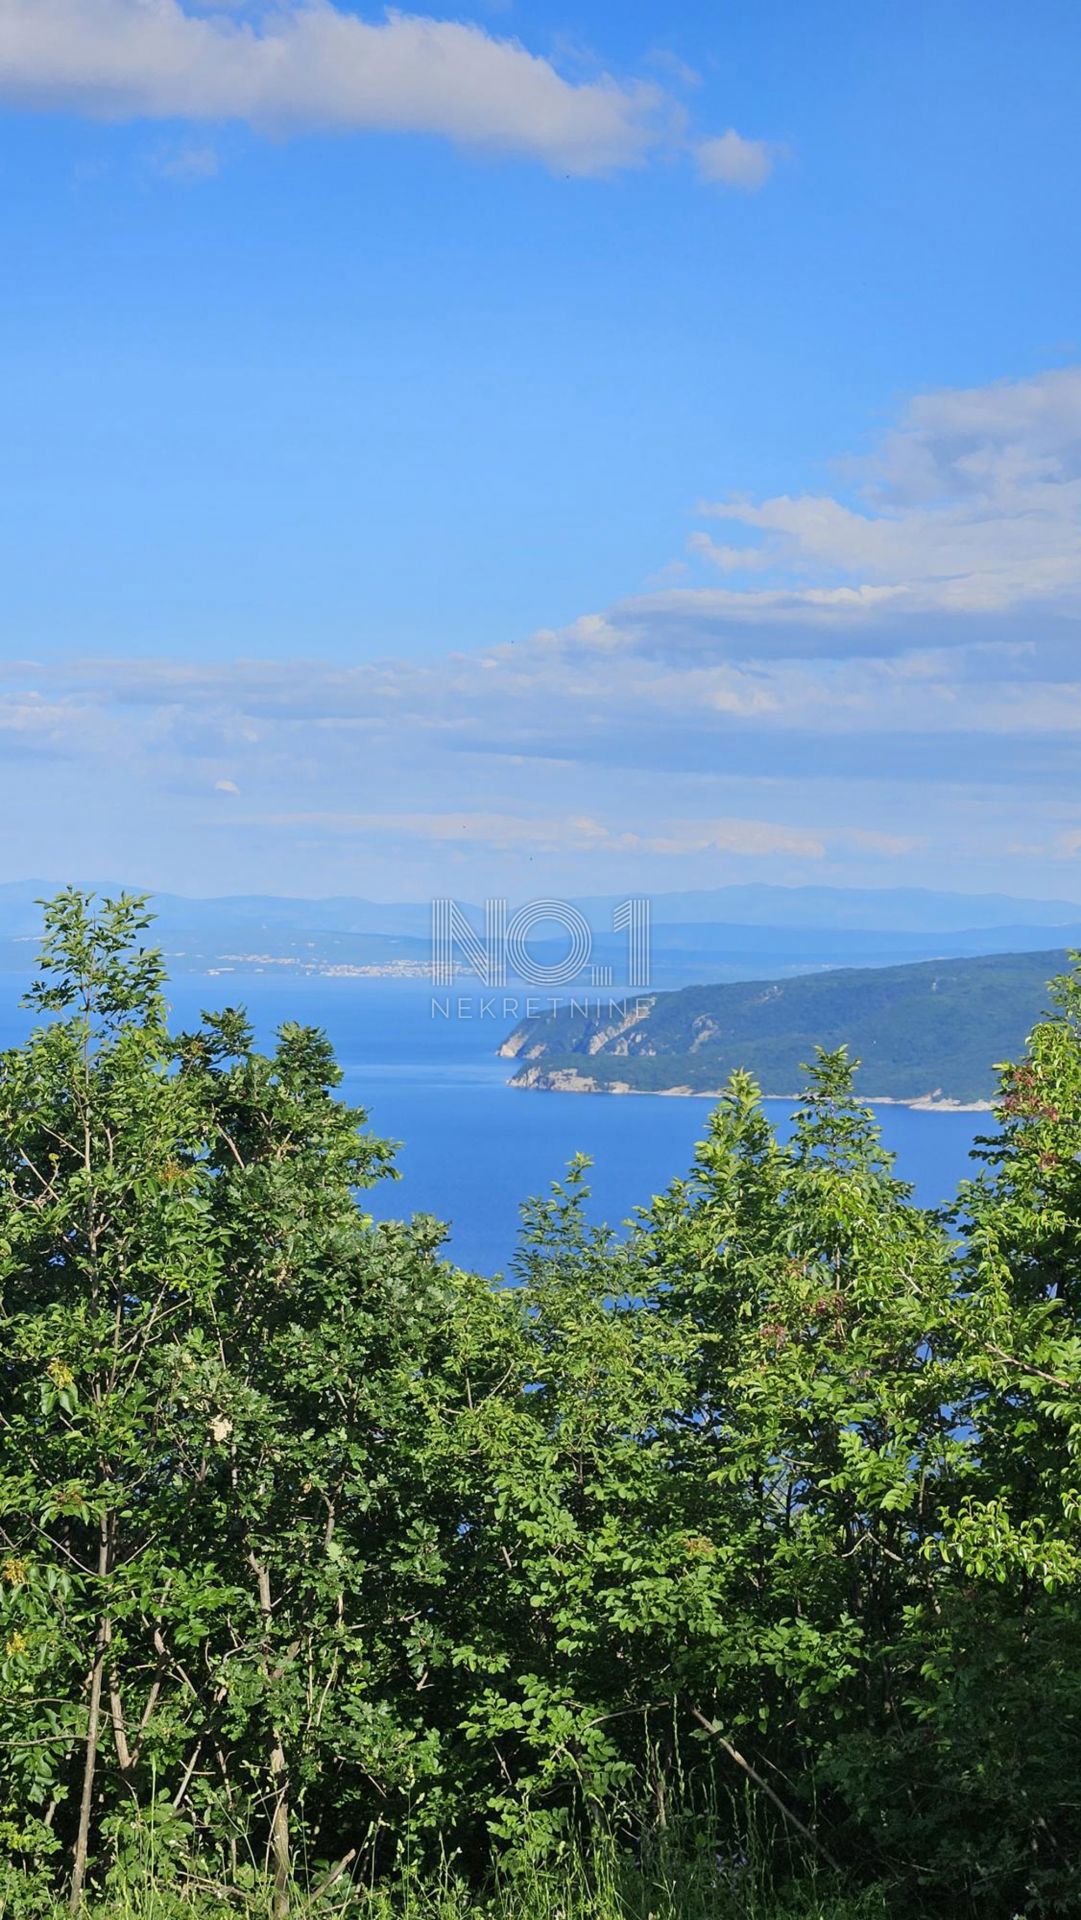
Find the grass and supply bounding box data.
[0,1873,889,1920]
[0,1821,891,1920]
[0,1776,895,1919]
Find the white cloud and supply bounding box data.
[0,690,116,753]
[696,128,776,189]
[683,367,1081,623]
[0,0,669,173]
[866,366,1081,505]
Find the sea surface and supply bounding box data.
[0,975,990,1276]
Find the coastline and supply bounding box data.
[507,1071,993,1112]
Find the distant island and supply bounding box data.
[498,949,1072,1106]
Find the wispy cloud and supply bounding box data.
[149,139,221,182]
[0,0,763,177]
[225,807,915,863]
[645,48,702,91]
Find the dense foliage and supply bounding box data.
[503,947,1064,1101]
[2,895,1080,1916]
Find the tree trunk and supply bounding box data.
[70,1520,112,1911]
[268,1735,291,1920]
[250,1554,291,1919]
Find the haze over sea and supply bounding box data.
[0,971,979,1277]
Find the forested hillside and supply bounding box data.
[501,948,1067,1102]
[2,896,1081,1918]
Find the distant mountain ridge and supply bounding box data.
[572,883,1081,932]
[2,879,1081,936]
[499,949,1071,1106]
[0,883,1079,988]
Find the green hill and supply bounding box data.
[499,948,1072,1104]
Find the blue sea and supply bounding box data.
[174,977,985,1274]
[0,974,988,1276]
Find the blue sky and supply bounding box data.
[1,0,1080,901]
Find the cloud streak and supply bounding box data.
[225,807,917,863]
[0,0,704,174]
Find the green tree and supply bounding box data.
[0,892,519,1907]
[639,1060,971,1869]
[438,1160,697,1857]
[919,965,1081,1906]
